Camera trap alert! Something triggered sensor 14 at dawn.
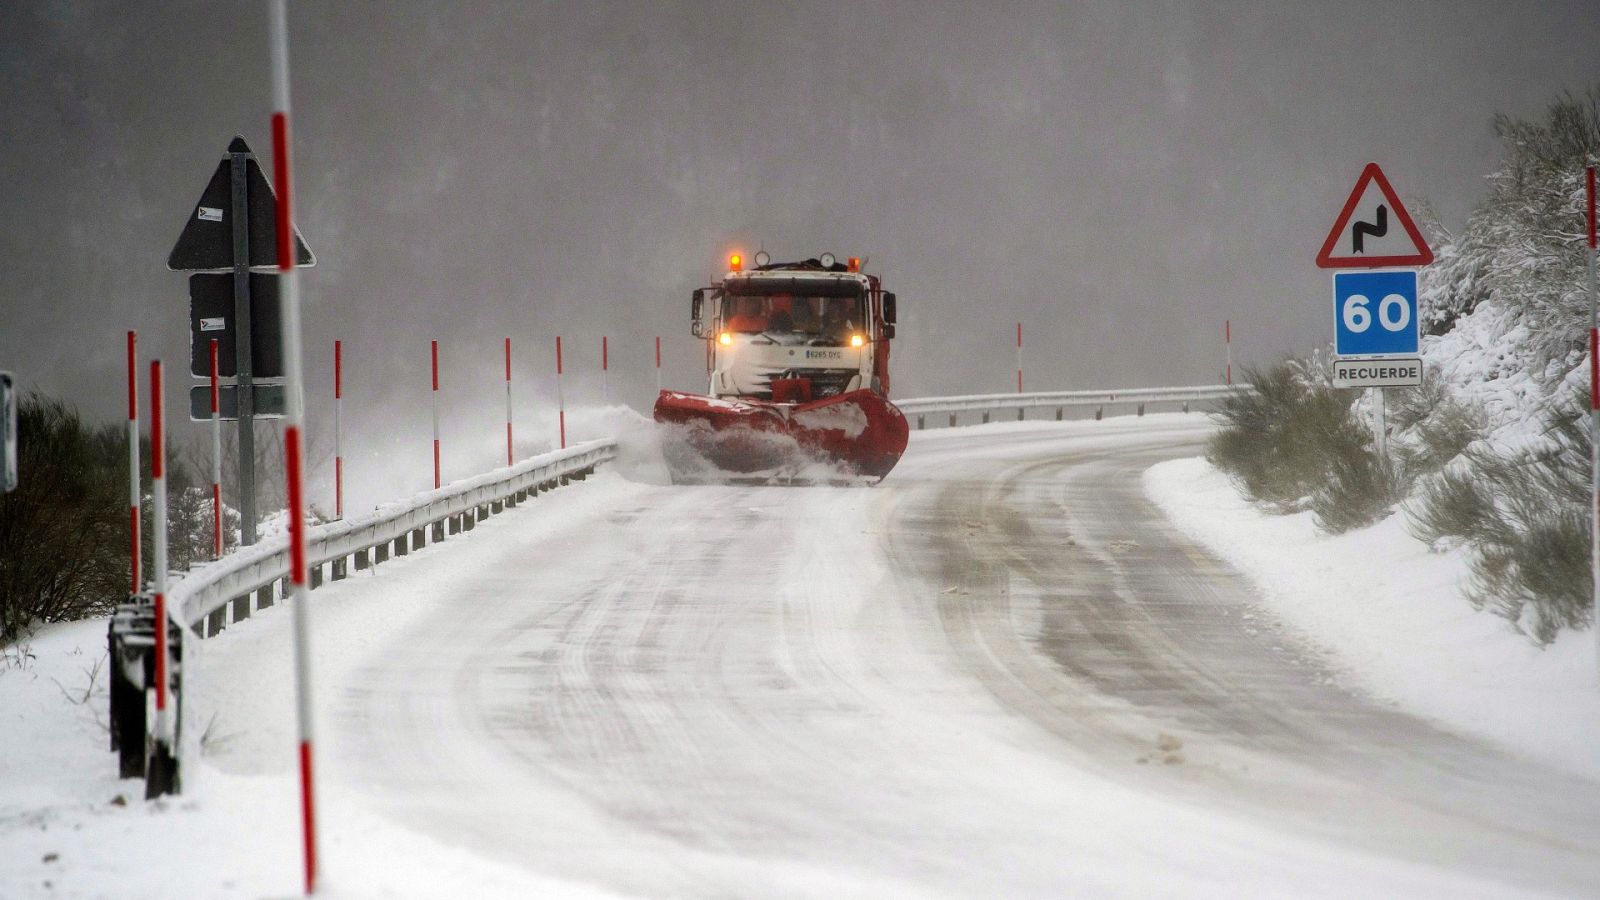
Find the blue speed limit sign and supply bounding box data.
[1332,269,1418,356]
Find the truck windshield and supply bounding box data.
[723,294,865,343]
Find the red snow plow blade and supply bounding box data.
[653,389,909,482]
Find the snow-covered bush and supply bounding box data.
[1386,373,1485,480]
[1207,359,1399,532]
[0,392,236,643]
[1398,88,1600,641]
[0,394,129,641]
[1409,405,1591,643]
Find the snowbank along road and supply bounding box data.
[215,415,1600,897]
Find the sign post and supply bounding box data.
[168,136,313,545]
[1317,162,1433,466]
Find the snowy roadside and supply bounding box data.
[1145,456,1600,780]
[0,473,642,900]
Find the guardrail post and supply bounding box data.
[434,519,447,541]
[1055,407,1063,421]
[463,510,476,532]
[309,565,323,589]
[949,413,957,428]
[981,411,990,424]
[1017,408,1025,422]
[393,535,408,557]
[412,526,428,550]
[374,542,389,564]
[206,607,225,638]
[232,594,250,621]
[447,515,460,535]
[257,585,273,610]
[1183,401,1190,413]
[916,415,924,430]
[1095,406,1103,420]
[354,547,371,570]
[331,557,347,581]
[1137,402,1145,417]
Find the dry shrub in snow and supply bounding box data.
[0,392,233,643]
[0,395,129,641]
[1409,406,1591,644]
[1208,360,1400,532]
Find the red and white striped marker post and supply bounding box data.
[431,340,441,489]
[126,331,140,595]
[1585,164,1597,682]
[1226,319,1233,386]
[1015,322,1023,393]
[333,341,343,519]
[504,338,514,466]
[556,335,566,449]
[655,335,662,393]
[209,339,223,559]
[601,335,609,405]
[149,360,171,754]
[268,3,320,892]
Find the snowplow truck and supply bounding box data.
[653,252,909,481]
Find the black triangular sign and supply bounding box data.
[167,137,316,271]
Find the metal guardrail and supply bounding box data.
[167,439,617,637]
[895,385,1243,428]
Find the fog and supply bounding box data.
[2,0,1598,506]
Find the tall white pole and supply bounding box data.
[150,361,169,747]
[1585,164,1597,683]
[210,339,223,559]
[334,340,342,519]
[556,335,566,449]
[268,2,319,892]
[1226,319,1233,386]
[127,331,140,595]
[1015,322,1023,393]
[431,340,441,489]
[505,337,513,466]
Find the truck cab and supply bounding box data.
[691,253,898,404]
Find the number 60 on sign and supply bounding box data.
[1332,269,1419,356]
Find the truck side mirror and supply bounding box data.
[691,290,704,338]
[883,292,897,324]
[882,323,896,340]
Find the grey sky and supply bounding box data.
[2,1,1598,498]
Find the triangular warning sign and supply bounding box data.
[1315,162,1433,269]
[168,136,315,271]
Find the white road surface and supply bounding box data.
[308,416,1600,898]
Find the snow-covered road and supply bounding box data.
[309,415,1600,898]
